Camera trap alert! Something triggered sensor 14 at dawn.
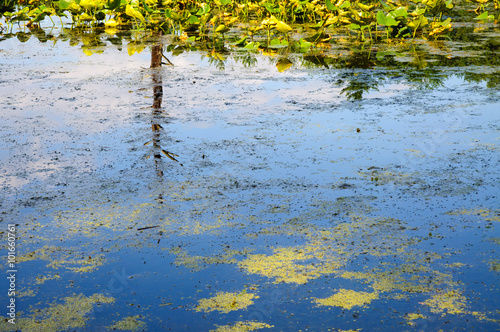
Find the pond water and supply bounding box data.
[0,22,499,332]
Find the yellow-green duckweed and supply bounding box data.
[196,291,258,313]
[423,290,467,315]
[211,321,273,332]
[107,315,146,331]
[5,294,114,332]
[313,289,379,310]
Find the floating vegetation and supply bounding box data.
[177,212,241,235]
[422,289,467,315]
[339,259,460,294]
[18,245,105,273]
[107,315,147,331]
[17,288,36,298]
[490,260,500,272]
[447,207,500,222]
[48,255,105,273]
[35,273,61,284]
[18,245,63,263]
[54,202,161,236]
[359,167,421,186]
[0,294,115,332]
[171,247,253,271]
[196,291,258,313]
[238,244,345,284]
[313,289,379,310]
[239,214,421,284]
[211,321,273,332]
[488,237,500,245]
[405,312,428,326]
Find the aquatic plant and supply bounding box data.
[195,291,259,313]
[313,288,379,310]
[1,0,499,44]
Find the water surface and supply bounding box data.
[0,28,499,331]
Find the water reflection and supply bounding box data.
[1,23,499,100]
[145,33,182,180]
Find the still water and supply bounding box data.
[0,26,499,331]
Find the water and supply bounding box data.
[0,25,499,331]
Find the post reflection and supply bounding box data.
[145,33,182,182]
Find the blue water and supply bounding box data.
[0,35,499,332]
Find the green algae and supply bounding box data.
[211,321,273,332]
[18,288,36,298]
[423,290,467,315]
[35,273,61,284]
[488,237,500,245]
[0,294,115,332]
[107,315,146,331]
[266,204,290,214]
[0,322,14,332]
[313,289,379,310]
[17,245,63,263]
[18,245,105,273]
[54,202,163,236]
[238,213,417,284]
[177,212,243,236]
[48,255,105,273]
[195,291,258,314]
[489,260,500,272]
[171,247,253,271]
[10,185,497,329]
[447,207,500,222]
[238,244,345,284]
[339,262,459,294]
[359,168,422,187]
[405,313,428,326]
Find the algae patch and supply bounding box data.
[170,247,252,271]
[196,291,258,313]
[313,289,379,310]
[339,264,457,294]
[238,214,414,284]
[489,260,500,272]
[35,273,61,284]
[447,207,500,222]
[18,246,105,273]
[177,212,240,236]
[18,246,62,263]
[238,245,344,284]
[107,315,146,331]
[423,290,467,315]
[53,201,167,238]
[488,237,500,245]
[405,313,428,326]
[359,168,421,187]
[48,255,105,273]
[211,321,273,332]
[14,293,114,332]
